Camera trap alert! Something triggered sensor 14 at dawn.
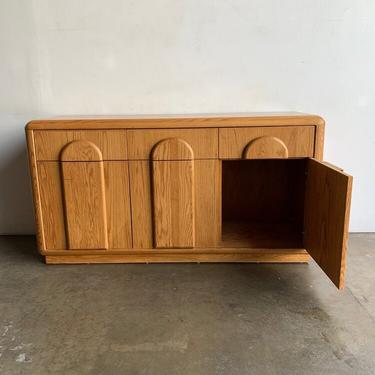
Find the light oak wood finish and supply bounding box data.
[219,126,315,159]
[60,141,108,250]
[46,252,310,264]
[152,138,194,160]
[104,162,132,249]
[194,160,220,247]
[34,130,128,160]
[152,139,195,248]
[243,136,289,159]
[129,161,153,248]
[26,112,325,130]
[26,113,352,290]
[314,121,325,160]
[152,160,195,248]
[130,160,220,249]
[60,140,103,161]
[37,162,67,250]
[26,130,46,251]
[304,159,353,289]
[36,161,132,251]
[42,247,307,255]
[62,160,108,250]
[127,128,218,160]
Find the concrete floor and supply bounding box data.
[0,235,375,374]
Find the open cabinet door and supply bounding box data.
[304,159,352,289]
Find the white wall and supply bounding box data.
[1,0,374,233]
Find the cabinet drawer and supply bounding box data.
[127,128,218,160]
[34,130,128,161]
[219,126,315,159]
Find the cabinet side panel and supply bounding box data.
[62,161,108,249]
[195,160,220,247]
[129,161,153,248]
[37,162,67,250]
[152,160,195,248]
[104,161,132,249]
[26,129,46,251]
[314,122,325,160]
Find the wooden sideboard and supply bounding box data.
[26,113,352,289]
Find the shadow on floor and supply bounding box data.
[0,235,42,263]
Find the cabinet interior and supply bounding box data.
[221,159,306,249]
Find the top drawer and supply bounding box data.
[127,128,218,160]
[219,126,315,159]
[34,130,128,161]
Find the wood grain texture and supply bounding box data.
[45,252,310,264]
[222,159,306,225]
[129,161,153,248]
[127,128,217,159]
[36,161,132,251]
[26,130,46,251]
[194,160,220,247]
[152,138,194,160]
[304,159,352,289]
[42,247,307,255]
[130,160,220,249]
[221,221,302,249]
[37,162,67,250]
[34,130,127,160]
[104,162,132,249]
[62,161,108,250]
[152,160,195,248]
[243,136,288,159]
[61,140,103,161]
[219,126,315,159]
[314,121,325,160]
[26,113,325,130]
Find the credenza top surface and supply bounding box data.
[26,112,324,130]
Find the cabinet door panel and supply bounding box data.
[38,161,132,251]
[129,161,153,249]
[194,160,220,247]
[37,162,67,250]
[104,162,132,249]
[130,160,219,249]
[62,161,108,250]
[304,159,352,289]
[152,160,195,248]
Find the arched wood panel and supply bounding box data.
[61,140,103,161]
[242,136,289,159]
[61,141,108,250]
[152,139,195,248]
[152,138,194,160]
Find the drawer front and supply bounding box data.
[127,128,218,160]
[34,130,128,161]
[219,126,315,159]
